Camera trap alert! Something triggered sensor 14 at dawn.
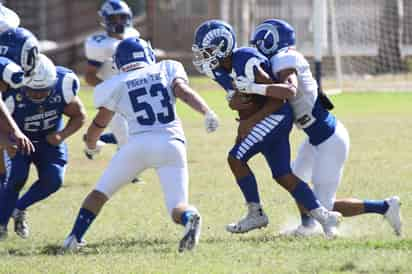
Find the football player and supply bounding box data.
[62,37,218,252]
[193,20,342,238]
[0,54,86,240]
[84,0,140,149]
[238,19,401,236]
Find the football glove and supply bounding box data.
[234,76,253,93]
[204,110,219,133]
[83,140,105,160]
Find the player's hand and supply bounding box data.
[46,132,64,146]
[83,135,105,160]
[234,76,253,94]
[204,110,219,133]
[9,129,35,155]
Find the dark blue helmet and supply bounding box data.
[99,0,133,34]
[192,20,236,74]
[114,37,156,72]
[250,19,295,57]
[0,27,39,75]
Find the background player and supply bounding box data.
[0,54,86,240]
[63,37,218,252]
[84,0,140,148]
[239,19,401,236]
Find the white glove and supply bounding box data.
[234,76,267,96]
[204,110,219,133]
[234,76,253,93]
[83,140,105,160]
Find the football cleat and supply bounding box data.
[178,212,201,252]
[310,207,342,239]
[12,209,29,239]
[62,234,86,253]
[226,203,269,234]
[384,196,402,236]
[0,225,7,241]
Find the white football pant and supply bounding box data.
[292,121,350,210]
[95,132,189,215]
[109,113,129,147]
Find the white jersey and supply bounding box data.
[0,4,20,33]
[94,60,188,141]
[270,48,318,129]
[84,28,140,80]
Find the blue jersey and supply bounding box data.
[211,47,272,96]
[0,56,24,88]
[2,66,79,143]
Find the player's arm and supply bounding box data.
[84,64,102,86]
[47,96,87,146]
[84,107,114,149]
[173,78,219,133]
[235,67,297,99]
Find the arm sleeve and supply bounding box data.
[0,57,24,88]
[84,37,107,67]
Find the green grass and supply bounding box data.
[0,78,411,273]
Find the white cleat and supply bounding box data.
[0,225,7,241]
[12,209,29,239]
[310,207,342,239]
[280,223,323,237]
[384,196,402,236]
[62,234,86,253]
[179,213,202,252]
[226,203,269,234]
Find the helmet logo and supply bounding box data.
[254,23,280,55]
[202,28,234,58]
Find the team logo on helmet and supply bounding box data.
[202,28,235,58]
[253,23,280,56]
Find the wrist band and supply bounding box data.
[92,119,107,129]
[250,83,267,96]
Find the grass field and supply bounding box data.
[0,77,411,273]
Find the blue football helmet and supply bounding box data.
[114,37,156,72]
[99,0,133,34]
[0,27,39,75]
[250,19,295,57]
[192,20,236,74]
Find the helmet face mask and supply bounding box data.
[23,54,56,103]
[192,20,236,75]
[99,0,132,34]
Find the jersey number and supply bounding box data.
[128,83,174,125]
[24,116,59,132]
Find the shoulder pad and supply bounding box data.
[270,48,307,74]
[55,66,80,104]
[0,57,23,88]
[160,60,188,85]
[94,74,122,110]
[124,28,140,38]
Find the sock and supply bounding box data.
[69,208,96,241]
[363,200,389,214]
[0,188,19,226]
[99,133,118,144]
[237,173,260,204]
[15,180,60,211]
[291,180,321,211]
[301,213,316,227]
[181,210,195,226]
